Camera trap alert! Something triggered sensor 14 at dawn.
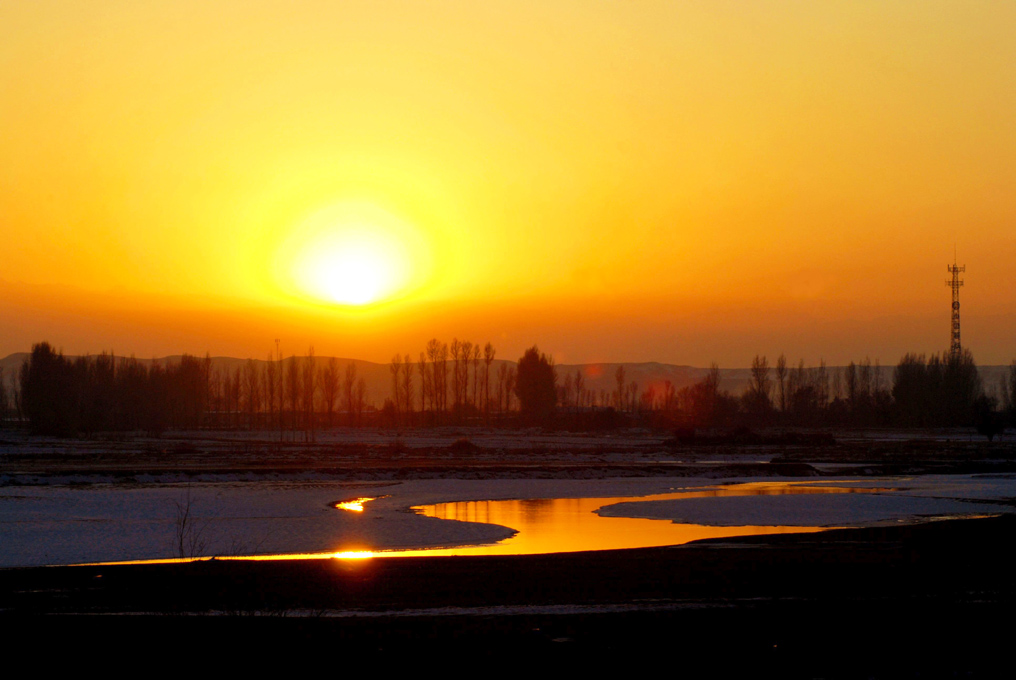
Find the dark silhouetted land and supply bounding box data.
[2,515,1014,673]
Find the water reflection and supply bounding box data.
[89,481,888,565]
[392,482,881,558]
[334,497,377,512]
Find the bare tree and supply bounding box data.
[853,357,872,421]
[286,356,300,437]
[614,366,626,411]
[0,366,6,428]
[471,344,481,412]
[353,376,367,426]
[999,373,1011,414]
[174,489,207,559]
[748,355,772,411]
[1007,360,1016,419]
[390,354,403,426]
[662,379,675,414]
[640,385,657,413]
[437,342,449,418]
[496,362,509,418]
[320,357,339,428]
[401,353,414,423]
[418,351,430,414]
[859,357,873,402]
[459,340,473,415]
[845,361,858,413]
[344,362,357,427]
[505,365,516,413]
[627,381,639,415]
[274,341,284,440]
[775,354,788,413]
[264,353,278,433]
[483,343,495,422]
[563,372,574,409]
[686,363,721,427]
[231,366,242,429]
[831,366,843,402]
[450,338,463,414]
[243,358,261,430]
[426,339,441,417]
[816,360,829,408]
[12,362,24,425]
[199,353,212,429]
[302,347,316,441]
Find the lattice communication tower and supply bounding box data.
[946,259,965,358]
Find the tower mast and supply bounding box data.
[946,256,964,359]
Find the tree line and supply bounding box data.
[2,339,517,436]
[657,349,999,432]
[2,340,1012,436]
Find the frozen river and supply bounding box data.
[1,474,1013,566]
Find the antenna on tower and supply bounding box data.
[946,253,964,359]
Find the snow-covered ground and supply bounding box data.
[597,475,1011,526]
[1,474,1013,567]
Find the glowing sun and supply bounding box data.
[300,229,402,305]
[275,202,429,307]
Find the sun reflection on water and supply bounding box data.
[331,550,375,559]
[334,497,376,513]
[81,481,907,566]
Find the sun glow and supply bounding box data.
[303,234,399,305]
[334,497,376,512]
[273,202,431,307]
[332,550,375,560]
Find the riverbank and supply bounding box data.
[2,514,1013,673]
[3,428,1014,672]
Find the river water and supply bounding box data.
[2,475,1010,565]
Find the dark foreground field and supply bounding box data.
[3,514,1013,674]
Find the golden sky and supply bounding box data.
[3,1,1015,365]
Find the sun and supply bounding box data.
[274,202,430,307]
[299,229,401,305]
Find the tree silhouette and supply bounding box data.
[892,350,983,427]
[471,344,481,411]
[285,356,299,435]
[942,348,981,425]
[390,354,403,426]
[614,366,626,411]
[482,343,495,423]
[743,354,772,419]
[496,362,509,417]
[301,348,316,441]
[320,357,339,428]
[775,354,788,413]
[243,358,260,429]
[450,338,463,414]
[574,369,586,409]
[418,351,430,415]
[0,366,7,428]
[263,353,278,433]
[21,342,77,435]
[344,362,357,427]
[354,376,367,426]
[401,353,414,422]
[1007,361,1016,425]
[515,345,557,423]
[437,341,449,417]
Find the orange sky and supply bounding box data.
[3,2,1015,366]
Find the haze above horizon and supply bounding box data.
[3,2,1014,365]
